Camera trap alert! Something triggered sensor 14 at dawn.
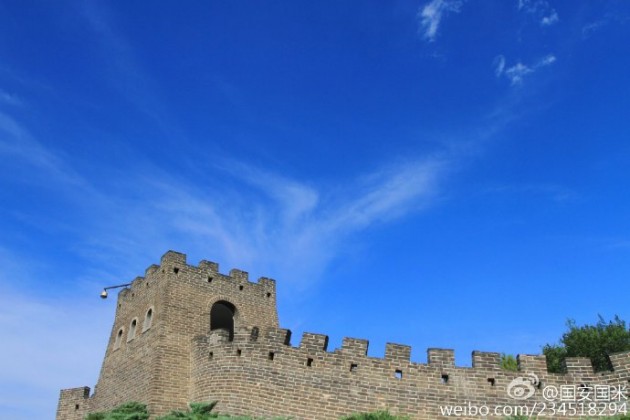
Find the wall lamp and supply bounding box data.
[100,283,132,299]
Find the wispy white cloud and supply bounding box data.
[495,54,556,85]
[325,159,446,231]
[0,99,452,288]
[541,10,559,26]
[518,0,559,27]
[494,55,506,77]
[220,163,320,226]
[505,63,532,85]
[0,110,87,187]
[128,155,450,288]
[582,19,608,38]
[0,89,23,106]
[538,54,556,66]
[581,14,629,39]
[418,0,464,42]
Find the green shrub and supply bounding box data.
[85,401,149,420]
[500,353,519,371]
[157,402,218,419]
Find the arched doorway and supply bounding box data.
[210,300,236,341]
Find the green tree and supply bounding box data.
[543,315,630,373]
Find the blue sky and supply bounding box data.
[1,0,629,418]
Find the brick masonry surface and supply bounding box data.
[57,251,630,419]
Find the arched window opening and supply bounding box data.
[128,319,137,342]
[210,300,236,341]
[114,328,124,349]
[143,308,153,332]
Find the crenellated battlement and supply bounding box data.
[158,250,276,287]
[385,343,412,362]
[192,326,630,378]
[114,250,277,314]
[57,252,630,420]
[427,348,455,366]
[471,351,501,370]
[610,351,630,373]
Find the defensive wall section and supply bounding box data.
[191,328,630,419]
[57,251,630,419]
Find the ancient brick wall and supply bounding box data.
[190,327,630,419]
[57,251,630,419]
[87,269,162,413]
[56,387,90,420]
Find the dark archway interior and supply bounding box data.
[210,301,236,340]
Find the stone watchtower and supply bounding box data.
[57,251,278,419]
